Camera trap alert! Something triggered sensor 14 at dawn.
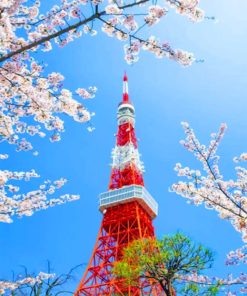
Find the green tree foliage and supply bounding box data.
[113,233,221,296]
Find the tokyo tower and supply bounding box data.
[75,74,163,295]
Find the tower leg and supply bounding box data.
[75,202,163,296]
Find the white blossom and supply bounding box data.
[0,167,79,223]
[0,272,55,295]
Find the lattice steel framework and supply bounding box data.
[75,74,164,296]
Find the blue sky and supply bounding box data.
[1,0,247,292]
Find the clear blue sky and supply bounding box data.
[1,0,247,292]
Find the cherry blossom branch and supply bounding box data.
[0,0,203,64]
[0,0,151,63]
[189,134,245,215]
[226,245,247,266]
[172,122,247,242]
[0,272,55,295]
[0,13,100,63]
[0,263,83,295]
[0,165,80,223]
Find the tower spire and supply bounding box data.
[123,72,129,102]
[109,73,144,190]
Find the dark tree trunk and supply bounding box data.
[158,279,175,296]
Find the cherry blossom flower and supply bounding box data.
[123,16,139,31]
[105,4,123,15]
[234,153,247,163]
[174,49,195,66]
[76,86,97,99]
[0,154,8,160]
[145,6,167,26]
[0,272,55,295]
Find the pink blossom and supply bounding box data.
[123,16,138,31]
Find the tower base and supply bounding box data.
[75,201,163,296]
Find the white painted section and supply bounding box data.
[111,144,144,172]
[123,81,129,94]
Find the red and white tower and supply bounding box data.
[75,74,162,295]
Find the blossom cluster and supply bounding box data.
[0,0,204,72]
[144,6,167,26]
[172,122,247,243]
[0,272,55,295]
[178,272,247,295]
[0,59,96,150]
[122,37,195,65]
[0,166,79,223]
[166,0,205,22]
[102,0,204,64]
[226,246,247,266]
[234,153,247,163]
[102,14,197,65]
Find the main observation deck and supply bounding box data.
[99,185,158,219]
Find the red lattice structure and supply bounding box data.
[75,74,164,296]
